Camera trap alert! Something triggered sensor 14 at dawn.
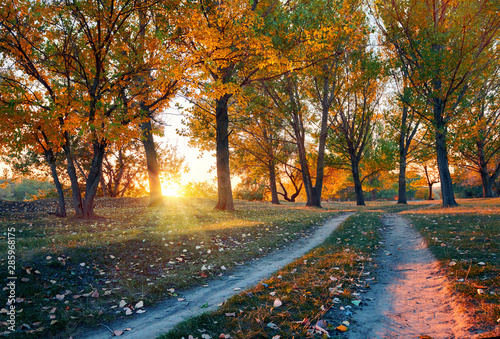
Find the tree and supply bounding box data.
[175,0,285,211]
[0,0,166,217]
[384,82,427,204]
[101,140,186,198]
[453,67,500,198]
[327,49,387,206]
[375,0,500,207]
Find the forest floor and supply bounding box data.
[158,200,500,339]
[80,213,353,339]
[1,198,499,338]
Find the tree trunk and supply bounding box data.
[397,105,409,204]
[215,94,234,211]
[480,171,495,198]
[434,100,458,207]
[268,162,280,205]
[295,128,314,206]
[427,183,434,200]
[477,141,495,198]
[62,134,83,216]
[352,160,365,206]
[310,106,330,208]
[82,141,106,217]
[45,149,67,217]
[398,157,408,204]
[140,113,163,206]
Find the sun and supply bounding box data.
[161,181,183,197]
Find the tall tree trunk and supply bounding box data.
[480,171,495,198]
[45,149,67,217]
[268,161,280,205]
[62,133,83,216]
[82,141,106,217]
[137,7,164,207]
[140,113,163,206]
[434,100,458,207]
[293,120,314,206]
[398,157,408,204]
[352,160,365,206]
[311,106,330,208]
[477,141,495,198]
[215,95,234,211]
[397,106,409,204]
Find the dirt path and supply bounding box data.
[79,213,353,339]
[348,213,474,339]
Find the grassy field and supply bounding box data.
[160,212,384,339]
[1,197,498,338]
[0,197,341,338]
[403,198,500,331]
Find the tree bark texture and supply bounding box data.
[477,141,497,198]
[434,100,458,207]
[352,160,365,206]
[215,95,234,211]
[45,149,67,217]
[62,134,83,216]
[397,105,409,204]
[140,114,163,206]
[82,141,106,217]
[268,161,280,205]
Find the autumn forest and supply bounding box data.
[1,0,500,217]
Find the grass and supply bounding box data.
[0,197,341,338]
[160,212,384,339]
[404,198,500,332]
[4,196,493,338]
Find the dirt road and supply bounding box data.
[347,214,474,339]
[79,213,353,339]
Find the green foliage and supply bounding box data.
[0,179,56,201]
[234,177,266,201]
[181,181,218,199]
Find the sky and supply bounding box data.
[160,100,217,185]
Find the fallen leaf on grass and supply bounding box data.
[119,300,126,308]
[267,322,279,330]
[135,301,143,309]
[136,310,146,314]
[55,294,65,301]
[336,324,348,332]
[351,300,361,306]
[313,324,330,337]
[91,291,99,298]
[225,313,236,317]
[273,299,282,307]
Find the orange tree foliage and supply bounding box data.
[0,0,169,217]
[174,0,288,211]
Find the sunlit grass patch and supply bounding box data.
[160,212,383,339]
[0,197,341,338]
[402,198,500,215]
[407,207,500,331]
